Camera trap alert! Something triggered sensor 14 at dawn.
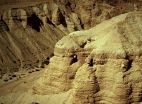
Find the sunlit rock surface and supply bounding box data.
[0,0,142,74]
[34,11,142,104]
[0,0,142,103]
[0,4,65,74]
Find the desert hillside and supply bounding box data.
[0,0,142,74]
[33,11,142,104]
[0,11,142,104]
[0,0,142,104]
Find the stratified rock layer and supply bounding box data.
[0,0,142,74]
[0,6,65,74]
[35,11,142,104]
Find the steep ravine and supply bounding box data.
[0,9,65,75]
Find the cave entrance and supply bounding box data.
[27,13,43,32]
[58,11,67,27]
[70,54,78,65]
[0,16,10,31]
[47,17,55,26]
[89,59,93,67]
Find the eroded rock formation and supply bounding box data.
[0,0,142,74]
[34,11,142,104]
[0,5,65,74]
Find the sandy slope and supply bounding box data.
[0,69,73,104]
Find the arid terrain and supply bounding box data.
[0,0,142,104]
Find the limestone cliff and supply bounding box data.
[0,5,65,75]
[0,0,142,74]
[34,11,142,104]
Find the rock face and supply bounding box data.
[34,11,142,104]
[0,0,142,74]
[1,0,142,32]
[0,5,65,74]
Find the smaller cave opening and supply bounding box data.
[65,1,71,7]
[31,102,39,104]
[80,42,87,48]
[127,59,133,69]
[93,3,96,7]
[70,54,78,65]
[42,58,50,66]
[50,53,54,58]
[47,17,55,26]
[27,13,43,32]
[13,60,16,64]
[81,24,84,29]
[0,17,10,31]
[58,12,67,27]
[89,59,93,67]
[78,17,84,29]
[0,68,2,79]
[125,55,133,70]
[74,26,78,31]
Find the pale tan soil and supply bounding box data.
[0,68,73,104]
[0,69,43,96]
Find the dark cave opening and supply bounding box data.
[127,59,133,69]
[0,16,10,31]
[79,17,84,29]
[74,26,78,31]
[65,1,71,8]
[59,12,67,27]
[42,58,50,66]
[27,13,43,32]
[89,59,93,67]
[70,54,78,65]
[125,55,133,70]
[47,17,55,26]
[81,24,84,29]
[80,42,87,48]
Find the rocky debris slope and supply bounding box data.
[0,6,65,76]
[34,11,142,104]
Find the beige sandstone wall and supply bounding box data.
[34,11,142,104]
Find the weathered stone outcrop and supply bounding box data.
[34,11,142,104]
[1,0,142,32]
[0,0,142,74]
[0,5,65,74]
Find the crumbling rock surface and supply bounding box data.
[34,11,142,104]
[0,0,142,74]
[0,6,65,75]
[1,0,142,32]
